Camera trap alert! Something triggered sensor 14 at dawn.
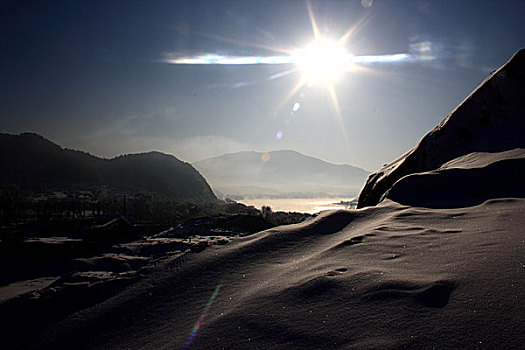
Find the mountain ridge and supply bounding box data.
[197,150,369,170]
[194,149,369,197]
[0,132,216,200]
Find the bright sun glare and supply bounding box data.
[295,39,352,86]
[164,0,415,145]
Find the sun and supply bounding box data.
[295,39,352,86]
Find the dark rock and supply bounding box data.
[357,49,525,208]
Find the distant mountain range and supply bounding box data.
[194,150,369,198]
[0,133,216,200]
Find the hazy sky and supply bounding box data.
[2,0,524,171]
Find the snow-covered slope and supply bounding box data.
[29,199,525,349]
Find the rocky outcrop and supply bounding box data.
[357,49,525,208]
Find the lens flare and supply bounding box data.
[164,51,412,67]
[166,54,294,65]
[361,0,373,8]
[261,153,271,162]
[183,285,221,350]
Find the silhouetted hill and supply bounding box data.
[194,150,369,197]
[358,49,525,208]
[0,133,216,200]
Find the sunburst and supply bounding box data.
[163,0,433,141]
[294,38,352,86]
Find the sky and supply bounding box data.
[1,0,524,171]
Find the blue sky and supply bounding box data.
[2,0,524,171]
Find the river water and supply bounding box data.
[237,197,356,214]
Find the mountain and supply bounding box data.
[194,150,369,198]
[0,133,216,200]
[358,48,525,208]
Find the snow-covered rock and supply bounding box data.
[358,49,525,208]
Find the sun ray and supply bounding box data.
[275,75,308,116]
[337,12,375,47]
[191,29,296,55]
[306,0,322,41]
[268,67,299,81]
[327,84,350,146]
[165,22,295,56]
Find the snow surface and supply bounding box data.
[30,199,525,349]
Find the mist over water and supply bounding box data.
[237,197,355,214]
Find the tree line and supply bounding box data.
[0,185,260,226]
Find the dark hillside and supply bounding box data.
[0,133,215,200]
